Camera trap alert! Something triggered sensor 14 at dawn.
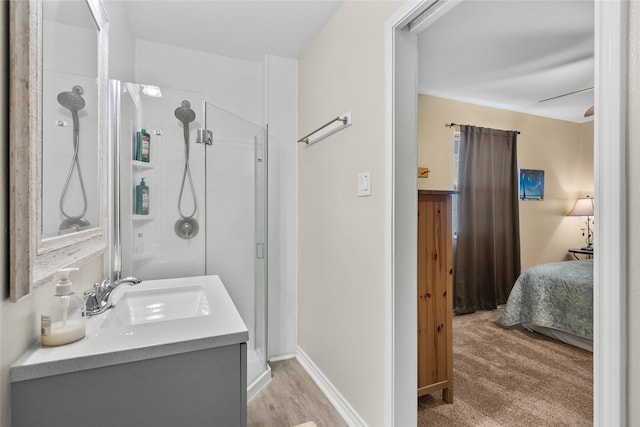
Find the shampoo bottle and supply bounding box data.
[136,129,151,162]
[135,178,150,215]
[41,268,86,347]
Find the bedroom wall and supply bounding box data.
[417,95,594,270]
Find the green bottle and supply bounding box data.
[136,129,151,162]
[135,178,149,215]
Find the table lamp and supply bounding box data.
[567,195,594,250]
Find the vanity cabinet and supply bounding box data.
[12,344,247,426]
[417,191,453,402]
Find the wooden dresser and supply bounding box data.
[417,190,453,403]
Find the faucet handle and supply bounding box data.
[84,287,101,314]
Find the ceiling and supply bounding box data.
[108,0,344,62]
[105,0,593,123]
[418,0,595,123]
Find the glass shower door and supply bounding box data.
[204,103,269,391]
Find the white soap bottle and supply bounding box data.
[41,268,86,347]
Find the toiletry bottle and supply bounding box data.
[41,268,86,347]
[135,178,150,215]
[136,129,151,162]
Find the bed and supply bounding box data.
[500,259,593,352]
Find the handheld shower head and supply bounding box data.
[175,100,196,124]
[57,85,85,113]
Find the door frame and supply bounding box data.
[384,1,628,425]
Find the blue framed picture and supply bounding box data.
[519,169,544,200]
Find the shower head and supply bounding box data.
[175,100,196,124]
[57,85,85,113]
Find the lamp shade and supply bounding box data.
[568,196,594,216]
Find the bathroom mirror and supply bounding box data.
[9,0,109,301]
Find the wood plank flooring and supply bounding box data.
[248,358,347,427]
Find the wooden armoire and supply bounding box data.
[417,190,453,403]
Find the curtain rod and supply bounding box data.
[444,122,521,135]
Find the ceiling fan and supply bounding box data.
[538,87,594,117]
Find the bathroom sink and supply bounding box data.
[101,285,211,328]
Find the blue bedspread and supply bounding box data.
[500,259,593,339]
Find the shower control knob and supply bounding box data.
[175,217,199,239]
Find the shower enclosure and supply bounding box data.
[109,81,269,395]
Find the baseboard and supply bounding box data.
[296,346,367,427]
[269,353,297,362]
[247,364,272,401]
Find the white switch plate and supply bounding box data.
[357,171,371,197]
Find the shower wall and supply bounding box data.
[119,85,207,280]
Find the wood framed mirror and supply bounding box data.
[9,0,109,301]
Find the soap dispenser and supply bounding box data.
[41,268,86,347]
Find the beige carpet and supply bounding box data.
[418,309,593,426]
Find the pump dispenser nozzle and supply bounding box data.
[55,268,79,295]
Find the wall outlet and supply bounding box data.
[358,171,371,197]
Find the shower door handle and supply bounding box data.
[256,243,265,259]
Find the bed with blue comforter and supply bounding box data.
[500,259,593,350]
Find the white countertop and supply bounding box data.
[11,275,248,382]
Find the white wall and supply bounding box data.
[134,39,262,125]
[298,2,403,425]
[104,1,136,82]
[264,55,298,359]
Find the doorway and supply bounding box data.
[385,1,628,425]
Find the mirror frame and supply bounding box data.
[9,0,109,301]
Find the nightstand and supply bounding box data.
[568,248,593,260]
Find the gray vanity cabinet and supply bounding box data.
[11,343,247,427]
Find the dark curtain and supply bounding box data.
[454,125,521,315]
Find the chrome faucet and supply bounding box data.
[84,276,142,316]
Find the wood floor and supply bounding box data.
[248,358,347,427]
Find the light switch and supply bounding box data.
[358,171,371,197]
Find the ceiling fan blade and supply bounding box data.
[539,87,594,103]
[584,105,594,117]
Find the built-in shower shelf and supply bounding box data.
[132,160,155,170]
[132,214,155,221]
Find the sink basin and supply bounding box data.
[101,285,211,328]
